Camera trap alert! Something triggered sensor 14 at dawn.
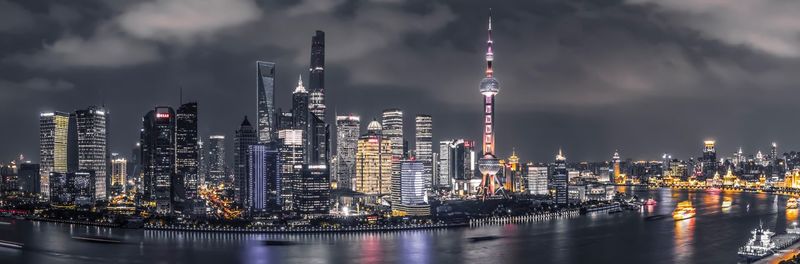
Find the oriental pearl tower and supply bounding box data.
[477,9,503,199]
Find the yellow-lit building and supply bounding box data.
[111,158,127,192]
[785,170,800,189]
[612,151,624,184]
[355,121,392,195]
[39,112,70,200]
[722,169,738,187]
[505,151,521,192]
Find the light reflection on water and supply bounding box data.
[2,187,798,264]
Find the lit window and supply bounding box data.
[485,116,492,124]
[485,105,491,113]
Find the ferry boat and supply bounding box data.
[722,197,733,208]
[737,224,777,262]
[787,198,798,209]
[644,199,657,206]
[672,201,696,221]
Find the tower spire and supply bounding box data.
[485,8,494,77]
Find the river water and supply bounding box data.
[0,187,795,264]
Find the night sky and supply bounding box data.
[2,0,799,163]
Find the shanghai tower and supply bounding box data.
[477,9,502,198]
[308,30,326,120]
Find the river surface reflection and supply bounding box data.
[0,187,796,264]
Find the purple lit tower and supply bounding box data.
[478,9,503,198]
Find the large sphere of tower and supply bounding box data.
[478,154,502,175]
[480,77,500,95]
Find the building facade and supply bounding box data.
[414,115,433,190]
[335,115,360,191]
[257,61,276,144]
[355,121,392,195]
[40,111,70,200]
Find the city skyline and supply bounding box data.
[5,1,800,163]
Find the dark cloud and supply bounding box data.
[2,0,800,164]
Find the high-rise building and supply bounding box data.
[247,144,281,213]
[382,109,403,206]
[612,151,622,184]
[394,159,430,216]
[175,102,199,200]
[308,30,326,120]
[278,129,305,211]
[234,116,257,206]
[39,111,69,200]
[414,115,433,190]
[702,140,717,179]
[295,164,330,218]
[18,163,40,194]
[355,121,392,195]
[505,151,521,192]
[257,61,276,144]
[292,76,309,131]
[276,110,293,131]
[477,10,502,198]
[110,158,127,195]
[771,142,778,162]
[206,135,226,185]
[439,139,476,195]
[70,106,109,201]
[526,164,548,195]
[308,114,330,165]
[400,159,426,205]
[141,107,176,214]
[553,149,568,206]
[335,115,360,191]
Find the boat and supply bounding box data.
[788,197,798,209]
[608,208,623,214]
[644,199,657,206]
[722,197,733,208]
[672,201,696,221]
[0,240,22,249]
[71,235,122,244]
[737,224,777,262]
[706,187,721,194]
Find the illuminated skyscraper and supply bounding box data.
[414,115,433,190]
[382,109,403,203]
[70,106,109,201]
[702,140,717,179]
[39,111,69,200]
[477,10,502,198]
[553,149,568,206]
[771,142,778,162]
[175,102,198,200]
[141,107,176,214]
[355,121,392,195]
[292,76,309,131]
[308,30,326,120]
[247,144,280,213]
[110,158,127,195]
[394,159,430,216]
[257,61,276,143]
[505,150,521,192]
[234,116,257,206]
[278,129,305,211]
[207,135,226,185]
[336,115,360,191]
[295,164,329,218]
[612,151,622,184]
[526,164,548,195]
[439,139,476,195]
